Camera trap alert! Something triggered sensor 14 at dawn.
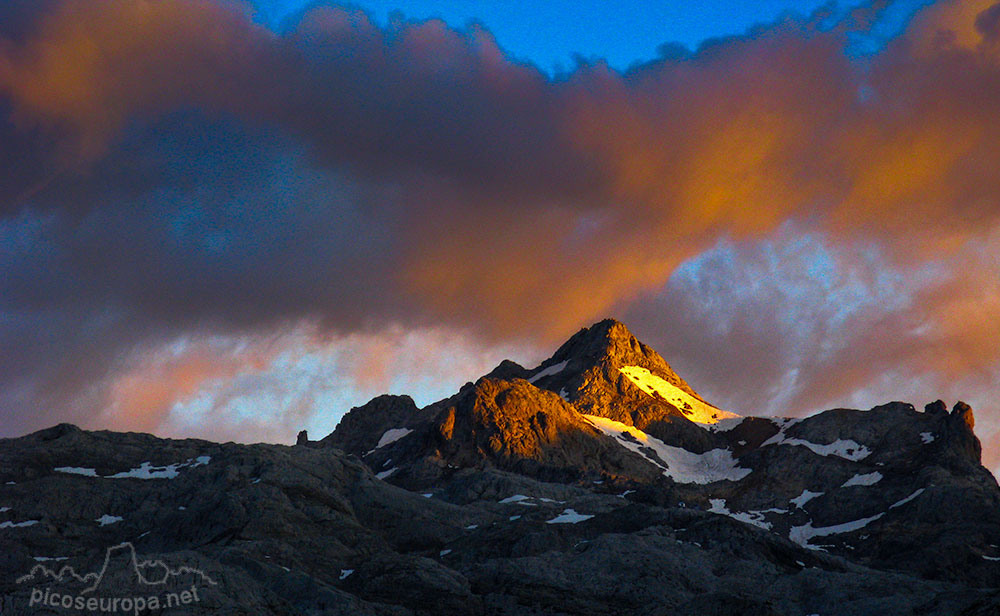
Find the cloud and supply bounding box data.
[84,322,531,444]
[0,0,275,163]
[0,0,999,450]
[623,228,1000,475]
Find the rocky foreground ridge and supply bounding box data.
[2,319,999,615]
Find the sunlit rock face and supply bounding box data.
[3,319,1000,615]
[330,376,666,487]
[324,319,1000,590]
[523,318,724,427]
[326,318,743,486]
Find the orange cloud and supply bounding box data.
[87,323,531,442]
[98,335,281,434]
[2,0,1000,454]
[0,0,273,161]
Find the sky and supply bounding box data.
[252,0,864,69]
[1,0,1000,471]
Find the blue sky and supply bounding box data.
[253,0,867,70]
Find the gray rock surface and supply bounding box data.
[2,319,999,615]
[321,395,418,454]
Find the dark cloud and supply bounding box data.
[1,0,999,447]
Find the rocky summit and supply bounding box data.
[2,319,1000,615]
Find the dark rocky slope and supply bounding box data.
[2,319,999,615]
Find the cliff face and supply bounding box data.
[2,319,999,615]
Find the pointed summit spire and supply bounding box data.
[545,318,666,372]
[530,318,695,399]
[524,318,737,427]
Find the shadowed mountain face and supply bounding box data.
[2,319,1000,615]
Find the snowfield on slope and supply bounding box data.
[789,488,927,549]
[790,489,823,508]
[376,428,413,449]
[584,414,751,484]
[375,467,398,479]
[760,420,871,462]
[708,499,786,530]
[54,456,211,480]
[528,360,569,384]
[546,509,594,524]
[618,366,740,424]
[842,472,883,487]
[95,514,123,526]
[790,512,886,549]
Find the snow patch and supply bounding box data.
[96,514,123,526]
[55,467,98,477]
[546,509,594,524]
[376,428,413,449]
[498,494,552,506]
[528,361,569,384]
[375,467,398,479]
[790,488,925,549]
[708,499,785,530]
[761,424,870,461]
[109,462,181,480]
[439,549,452,556]
[584,415,751,484]
[0,519,38,529]
[705,417,747,432]
[339,569,353,580]
[790,513,885,549]
[790,490,823,508]
[841,472,883,487]
[920,432,935,444]
[61,456,212,481]
[33,556,68,562]
[889,488,925,509]
[618,366,739,424]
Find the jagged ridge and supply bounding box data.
[3,318,1000,615]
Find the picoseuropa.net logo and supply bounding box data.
[17,542,217,615]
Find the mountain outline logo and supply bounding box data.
[18,541,217,591]
[18,542,218,614]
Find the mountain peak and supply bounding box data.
[533,318,689,393]
[322,394,418,454]
[583,317,632,339]
[545,318,658,369]
[523,318,736,427]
